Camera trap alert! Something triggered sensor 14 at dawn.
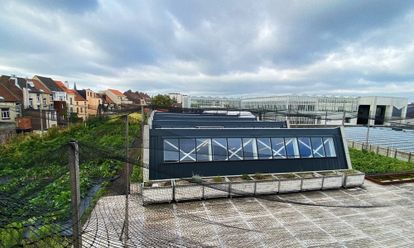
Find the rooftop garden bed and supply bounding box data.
[350,148,414,174]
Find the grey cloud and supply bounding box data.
[0,0,414,100]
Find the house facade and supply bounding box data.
[76,89,102,117]
[105,89,132,106]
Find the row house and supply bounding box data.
[34,75,67,125]
[105,89,133,106]
[76,89,102,117]
[0,75,57,131]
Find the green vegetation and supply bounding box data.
[0,114,141,247]
[212,176,224,183]
[350,148,414,174]
[151,94,176,108]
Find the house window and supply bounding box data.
[311,137,325,158]
[298,137,313,158]
[29,98,33,107]
[257,138,272,159]
[212,138,228,161]
[70,98,73,105]
[179,139,196,162]
[227,138,243,161]
[285,137,300,158]
[323,137,336,157]
[1,108,10,120]
[163,136,337,163]
[196,138,212,162]
[43,98,47,106]
[242,138,258,160]
[271,138,286,159]
[164,139,179,162]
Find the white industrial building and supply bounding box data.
[180,94,408,126]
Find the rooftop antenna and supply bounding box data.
[73,82,77,90]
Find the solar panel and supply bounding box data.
[344,127,414,153]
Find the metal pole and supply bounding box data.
[342,110,346,126]
[40,95,44,136]
[365,121,370,151]
[68,141,82,248]
[124,114,129,243]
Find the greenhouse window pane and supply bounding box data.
[257,138,272,159]
[311,137,325,158]
[163,139,179,162]
[196,138,212,162]
[285,137,299,158]
[323,137,336,157]
[242,138,258,160]
[271,138,286,159]
[227,138,243,160]
[298,137,313,158]
[179,139,196,162]
[212,138,228,161]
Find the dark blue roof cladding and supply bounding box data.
[152,111,287,128]
[153,120,287,128]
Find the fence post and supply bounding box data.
[376,146,379,155]
[394,149,398,159]
[68,141,82,248]
[124,114,129,242]
[409,152,412,163]
[387,147,390,157]
[352,141,355,148]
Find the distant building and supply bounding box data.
[185,96,241,109]
[33,75,67,125]
[55,81,76,114]
[73,91,88,120]
[0,82,21,123]
[76,89,102,117]
[105,89,132,106]
[183,94,408,126]
[0,75,57,130]
[124,90,151,105]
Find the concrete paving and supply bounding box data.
[83,181,414,247]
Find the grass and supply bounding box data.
[349,148,414,174]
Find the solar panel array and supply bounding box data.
[344,127,414,153]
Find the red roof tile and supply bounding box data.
[108,89,124,96]
[55,80,76,95]
[74,90,86,101]
[32,79,51,94]
[0,84,19,102]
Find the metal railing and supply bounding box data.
[348,140,413,163]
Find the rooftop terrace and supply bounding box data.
[83,181,414,247]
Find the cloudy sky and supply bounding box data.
[1,0,414,99]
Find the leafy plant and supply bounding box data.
[241,174,251,180]
[349,148,414,174]
[212,176,224,183]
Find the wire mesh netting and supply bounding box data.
[2,107,414,247]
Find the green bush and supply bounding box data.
[350,148,414,174]
[0,114,141,242]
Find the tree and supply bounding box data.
[151,94,176,108]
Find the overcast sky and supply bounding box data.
[1,1,414,100]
